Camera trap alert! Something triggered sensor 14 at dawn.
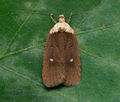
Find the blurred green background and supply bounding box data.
[0,0,120,102]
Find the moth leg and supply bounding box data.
[67,12,73,24]
[50,13,57,24]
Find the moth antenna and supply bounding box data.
[50,13,57,24]
[67,12,73,24]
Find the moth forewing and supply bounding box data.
[42,33,65,87]
[63,33,80,86]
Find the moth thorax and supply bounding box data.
[59,14,65,23]
[59,27,65,32]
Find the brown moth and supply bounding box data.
[42,14,81,88]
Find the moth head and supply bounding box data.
[59,14,65,23]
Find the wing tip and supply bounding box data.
[42,74,65,88]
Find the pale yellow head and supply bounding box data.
[59,14,65,23]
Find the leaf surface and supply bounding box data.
[0,0,120,102]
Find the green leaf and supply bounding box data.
[0,0,120,102]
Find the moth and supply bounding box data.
[42,14,81,88]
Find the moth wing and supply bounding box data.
[64,33,81,86]
[42,33,65,88]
